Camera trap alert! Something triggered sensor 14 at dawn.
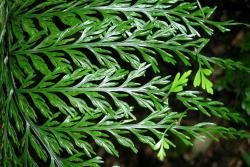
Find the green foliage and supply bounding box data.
[0,0,249,166]
[177,91,246,123]
[166,70,192,95]
[215,31,250,115]
[194,68,213,94]
[242,151,250,167]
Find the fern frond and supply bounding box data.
[1,0,249,166]
[177,91,246,123]
[10,0,231,74]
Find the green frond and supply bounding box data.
[1,0,249,166]
[177,91,246,123]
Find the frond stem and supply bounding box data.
[18,87,146,93]
[13,41,191,55]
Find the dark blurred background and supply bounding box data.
[103,1,250,166]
